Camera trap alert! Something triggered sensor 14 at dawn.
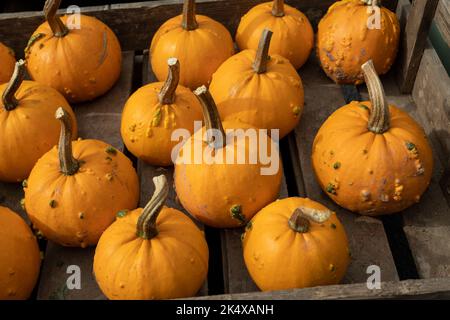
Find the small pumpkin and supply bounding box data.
[0,42,15,84]
[121,58,203,166]
[25,108,139,247]
[0,206,41,300]
[236,0,314,69]
[25,0,122,102]
[94,174,209,300]
[317,0,400,84]
[0,60,77,183]
[312,60,433,215]
[242,197,350,291]
[174,86,282,228]
[150,0,234,89]
[210,29,304,138]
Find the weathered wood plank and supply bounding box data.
[435,0,450,47]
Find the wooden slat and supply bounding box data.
[0,182,26,221]
[435,0,450,47]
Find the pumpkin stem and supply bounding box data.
[2,59,25,111]
[288,207,332,233]
[362,60,390,134]
[194,85,226,149]
[362,0,379,6]
[253,29,273,74]
[158,58,180,105]
[55,107,79,175]
[272,0,285,17]
[44,0,69,37]
[182,0,198,31]
[136,174,169,240]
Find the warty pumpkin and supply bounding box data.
[317,0,400,84]
[0,206,41,300]
[236,0,314,69]
[25,0,122,103]
[121,58,203,166]
[24,108,139,247]
[94,174,209,300]
[312,60,433,215]
[0,42,15,84]
[242,197,350,291]
[150,0,234,89]
[174,86,283,228]
[0,60,77,183]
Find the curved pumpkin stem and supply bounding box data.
[288,207,332,233]
[44,0,69,37]
[55,107,79,175]
[182,0,198,31]
[136,174,169,240]
[272,0,285,17]
[253,29,273,74]
[362,60,390,134]
[2,59,25,111]
[194,85,226,149]
[158,58,180,105]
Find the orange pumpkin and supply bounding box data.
[317,0,400,84]
[24,108,139,247]
[0,206,41,300]
[242,197,350,291]
[174,86,282,228]
[94,174,209,300]
[236,0,314,69]
[0,42,15,84]
[121,58,203,166]
[312,60,433,215]
[0,60,77,183]
[25,0,122,102]
[210,29,304,138]
[150,0,234,89]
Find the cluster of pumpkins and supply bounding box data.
[0,0,434,300]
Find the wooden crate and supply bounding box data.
[1,0,450,300]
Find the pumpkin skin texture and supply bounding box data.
[94,175,209,300]
[312,61,433,215]
[0,206,41,300]
[0,42,15,84]
[242,197,350,291]
[236,1,314,69]
[317,0,400,84]
[150,0,234,89]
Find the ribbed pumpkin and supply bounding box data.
[174,86,282,228]
[0,206,41,300]
[210,29,304,139]
[317,0,399,84]
[121,58,203,166]
[0,42,15,84]
[25,108,139,247]
[0,60,77,183]
[236,0,314,69]
[150,0,234,89]
[94,175,209,300]
[312,60,433,215]
[242,197,350,291]
[25,0,122,102]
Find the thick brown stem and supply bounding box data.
[55,108,79,175]
[158,58,180,105]
[194,86,226,149]
[288,207,332,233]
[272,0,285,17]
[2,59,25,111]
[362,60,390,134]
[44,0,69,37]
[181,0,198,30]
[253,29,273,74]
[136,175,169,239]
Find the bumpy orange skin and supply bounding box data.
[317,0,400,84]
[150,15,234,90]
[243,197,350,291]
[0,42,15,84]
[0,206,41,300]
[0,81,77,182]
[93,206,209,300]
[312,101,434,215]
[25,140,139,247]
[121,83,203,166]
[209,52,304,139]
[236,2,314,69]
[26,15,122,103]
[174,121,283,228]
